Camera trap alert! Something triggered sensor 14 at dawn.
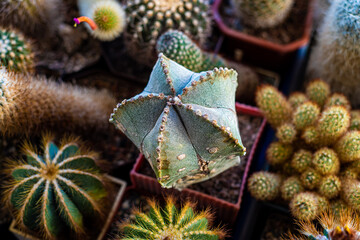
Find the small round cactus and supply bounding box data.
[324,93,351,111]
[341,167,358,180]
[266,141,293,166]
[288,92,308,110]
[119,197,226,239]
[312,148,340,175]
[305,79,330,108]
[301,126,319,146]
[330,199,350,217]
[292,101,320,130]
[342,179,360,211]
[255,85,292,128]
[280,176,304,202]
[0,28,33,72]
[276,123,297,144]
[300,168,321,190]
[234,0,294,28]
[290,192,320,220]
[248,171,281,201]
[282,161,297,176]
[335,131,360,163]
[290,149,312,173]
[350,115,360,131]
[318,175,341,199]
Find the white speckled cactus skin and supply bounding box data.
[110,54,245,189]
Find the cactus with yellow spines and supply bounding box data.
[119,196,226,240]
[292,101,320,130]
[0,68,116,135]
[290,149,312,173]
[266,141,293,166]
[318,175,341,199]
[342,179,360,211]
[301,168,321,190]
[335,131,360,163]
[288,92,308,110]
[276,123,297,144]
[305,79,330,108]
[3,135,108,239]
[324,93,351,111]
[248,171,282,201]
[301,126,319,146]
[312,148,340,175]
[330,199,350,217]
[290,192,322,221]
[280,176,304,202]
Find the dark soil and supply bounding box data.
[261,213,296,240]
[220,0,310,45]
[139,113,263,203]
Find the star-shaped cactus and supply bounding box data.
[110,54,245,189]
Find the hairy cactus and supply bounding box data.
[300,168,321,190]
[335,131,360,163]
[342,179,360,211]
[305,79,330,108]
[0,28,33,73]
[290,149,312,173]
[266,142,293,166]
[110,54,245,189]
[312,148,340,175]
[248,171,281,201]
[76,0,126,41]
[0,68,116,135]
[288,92,308,110]
[318,175,341,199]
[255,85,292,128]
[3,135,107,239]
[234,0,294,28]
[292,101,320,130]
[290,192,321,221]
[324,93,351,111]
[119,197,226,240]
[124,0,211,66]
[276,123,297,144]
[280,176,304,202]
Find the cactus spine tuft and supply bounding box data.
[248,171,281,201]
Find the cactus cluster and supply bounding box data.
[3,135,108,239]
[118,196,226,239]
[110,54,245,189]
[234,0,295,28]
[249,79,360,221]
[124,0,211,66]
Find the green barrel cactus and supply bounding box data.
[335,131,360,163]
[290,149,312,173]
[342,179,360,211]
[318,175,341,199]
[3,136,107,239]
[234,0,294,28]
[0,28,33,72]
[300,168,321,190]
[324,93,351,111]
[119,197,226,239]
[276,123,297,144]
[290,192,321,221]
[266,141,293,166]
[124,0,211,66]
[312,148,340,175]
[305,79,330,108]
[248,171,281,201]
[110,54,245,189]
[280,176,304,202]
[292,101,320,130]
[288,92,308,110]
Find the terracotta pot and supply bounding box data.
[130,103,266,225]
[9,175,127,240]
[212,0,314,71]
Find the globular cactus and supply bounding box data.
[276,123,297,144]
[124,0,211,66]
[288,92,308,110]
[312,148,340,175]
[234,0,294,28]
[305,79,330,108]
[300,168,321,190]
[330,199,350,217]
[335,131,360,163]
[110,54,245,189]
[350,115,360,131]
[266,141,293,166]
[76,0,126,41]
[0,28,33,73]
[3,135,107,239]
[292,101,320,130]
[248,171,281,201]
[342,179,360,211]
[0,68,116,135]
[290,149,312,173]
[324,93,351,111]
[280,176,304,202]
[118,197,226,240]
[255,85,292,128]
[290,192,321,221]
[341,167,358,180]
[301,126,319,146]
[318,175,341,199]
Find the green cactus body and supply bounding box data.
[317,196,329,213]
[280,176,304,202]
[342,179,360,211]
[248,171,281,201]
[201,52,226,71]
[0,28,33,72]
[119,197,225,240]
[301,126,319,146]
[312,148,340,175]
[235,0,294,28]
[4,136,107,239]
[335,131,360,163]
[330,199,349,217]
[290,149,312,173]
[124,0,211,66]
[350,115,360,131]
[292,102,320,131]
[266,141,293,166]
[110,54,245,189]
[324,93,351,111]
[288,92,308,110]
[276,123,297,144]
[305,79,330,108]
[318,175,341,199]
[300,168,321,190]
[255,85,292,128]
[290,192,320,220]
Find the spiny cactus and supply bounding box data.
[300,168,321,190]
[0,68,116,135]
[330,199,350,217]
[0,28,33,73]
[124,0,211,66]
[335,131,360,163]
[350,115,360,131]
[292,101,320,130]
[288,92,308,110]
[255,85,292,128]
[318,175,341,199]
[276,123,297,144]
[248,171,281,201]
[324,93,351,111]
[305,79,330,108]
[290,149,312,173]
[266,141,293,166]
[312,148,340,175]
[342,179,360,211]
[110,54,245,189]
[280,176,304,202]
[290,192,321,221]
[3,135,107,239]
[76,0,126,41]
[234,0,294,28]
[301,126,319,146]
[118,196,226,240]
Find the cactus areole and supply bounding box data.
[110,54,245,189]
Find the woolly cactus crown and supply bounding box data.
[333,0,360,39]
[110,54,245,189]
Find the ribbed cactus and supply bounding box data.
[110,54,245,189]
[124,0,211,66]
[276,123,297,144]
[280,176,304,202]
[305,79,330,108]
[300,168,321,190]
[292,101,320,130]
[3,136,107,239]
[288,92,308,110]
[312,148,340,175]
[318,175,341,199]
[76,0,126,41]
[0,28,33,73]
[266,141,293,166]
[290,192,321,221]
[0,68,116,135]
[335,131,360,163]
[119,197,226,240]
[248,171,281,201]
[290,149,312,173]
[234,0,294,28]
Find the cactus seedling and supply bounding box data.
[290,192,321,221]
[305,79,330,108]
[3,135,107,239]
[335,131,360,163]
[119,197,226,240]
[290,149,312,173]
[318,175,341,199]
[248,171,281,201]
[110,54,245,189]
[276,123,297,144]
[266,141,293,166]
[280,176,304,202]
[312,148,340,175]
[292,102,320,131]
